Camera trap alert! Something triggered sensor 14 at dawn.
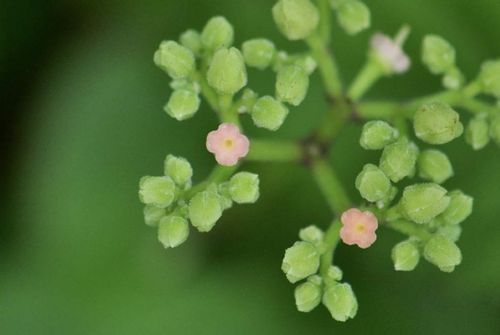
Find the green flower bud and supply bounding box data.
[379,137,419,183]
[326,265,343,281]
[179,29,202,55]
[201,16,234,50]
[336,0,371,35]
[299,225,324,244]
[442,67,464,90]
[466,115,490,150]
[489,116,500,146]
[154,41,195,79]
[170,78,200,93]
[401,183,450,224]
[439,190,473,225]
[437,225,462,242]
[355,164,392,203]
[251,96,289,131]
[294,55,317,75]
[423,235,462,272]
[188,191,223,232]
[237,88,259,114]
[139,176,178,208]
[478,59,500,98]
[158,216,189,248]
[215,183,233,210]
[360,120,399,150]
[282,241,320,283]
[242,38,276,70]
[272,0,320,41]
[421,35,456,75]
[391,240,420,271]
[228,172,260,204]
[276,65,309,106]
[377,186,398,209]
[417,149,454,184]
[207,48,247,95]
[322,283,358,322]
[143,205,166,227]
[164,155,193,187]
[294,279,322,312]
[413,102,464,145]
[164,89,200,121]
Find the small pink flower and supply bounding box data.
[340,208,378,249]
[371,33,410,74]
[206,123,250,166]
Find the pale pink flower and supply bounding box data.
[206,123,250,166]
[340,208,378,249]
[371,33,410,74]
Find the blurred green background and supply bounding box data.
[1,0,500,334]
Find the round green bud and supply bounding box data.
[299,225,324,244]
[294,280,322,312]
[401,183,450,224]
[413,102,464,145]
[179,29,202,55]
[215,183,233,210]
[421,35,456,75]
[237,88,259,114]
[276,65,309,106]
[251,96,289,131]
[377,186,399,209]
[143,205,166,227]
[281,241,320,283]
[322,283,358,322]
[326,265,343,281]
[391,240,420,272]
[379,137,419,183]
[355,164,392,203]
[442,67,464,90]
[272,0,320,41]
[158,216,189,248]
[478,59,500,98]
[360,120,399,150]
[490,116,500,146]
[188,191,223,232]
[423,235,462,272]
[207,48,248,95]
[154,41,195,79]
[164,155,193,187]
[228,172,260,204]
[417,149,454,184]
[170,78,200,94]
[242,38,276,70]
[201,16,234,50]
[438,190,473,225]
[437,225,462,242]
[164,89,200,121]
[294,55,317,75]
[336,0,371,35]
[139,176,178,208]
[466,116,490,150]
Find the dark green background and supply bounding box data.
[1,0,500,334]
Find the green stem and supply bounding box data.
[316,99,352,143]
[320,219,341,277]
[384,220,433,241]
[310,158,351,214]
[347,61,383,101]
[192,71,219,112]
[219,94,240,125]
[246,139,302,163]
[463,80,482,98]
[317,0,332,43]
[184,165,238,199]
[306,32,343,98]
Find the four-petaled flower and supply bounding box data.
[340,208,378,249]
[371,33,410,74]
[206,123,250,166]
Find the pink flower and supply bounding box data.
[371,33,410,74]
[340,208,378,249]
[206,123,250,166]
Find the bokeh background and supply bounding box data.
[2,0,500,334]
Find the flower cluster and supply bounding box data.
[139,0,500,323]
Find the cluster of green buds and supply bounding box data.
[139,154,260,248]
[282,226,357,321]
[140,0,500,324]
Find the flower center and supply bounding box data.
[355,223,366,233]
[223,138,234,149]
